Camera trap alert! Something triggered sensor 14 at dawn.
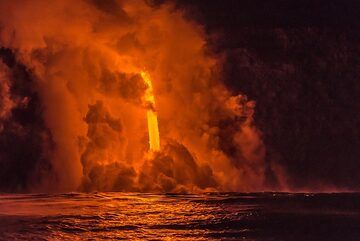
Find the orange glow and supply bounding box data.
[141,71,160,152]
[0,0,279,193]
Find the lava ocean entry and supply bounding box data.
[1,0,360,240]
[0,0,272,193]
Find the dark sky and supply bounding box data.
[174,0,360,190]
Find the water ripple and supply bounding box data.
[0,192,359,240]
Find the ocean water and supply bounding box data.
[0,192,359,240]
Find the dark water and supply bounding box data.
[0,193,359,240]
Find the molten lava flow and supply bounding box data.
[141,71,160,151]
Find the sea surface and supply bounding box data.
[0,192,359,240]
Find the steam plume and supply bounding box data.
[0,0,275,192]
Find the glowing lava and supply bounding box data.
[141,71,160,151]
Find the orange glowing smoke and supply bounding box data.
[0,0,285,192]
[141,71,160,152]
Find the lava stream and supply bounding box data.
[141,71,160,151]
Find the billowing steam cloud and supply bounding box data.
[0,0,276,192]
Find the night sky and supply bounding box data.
[174,0,360,190]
